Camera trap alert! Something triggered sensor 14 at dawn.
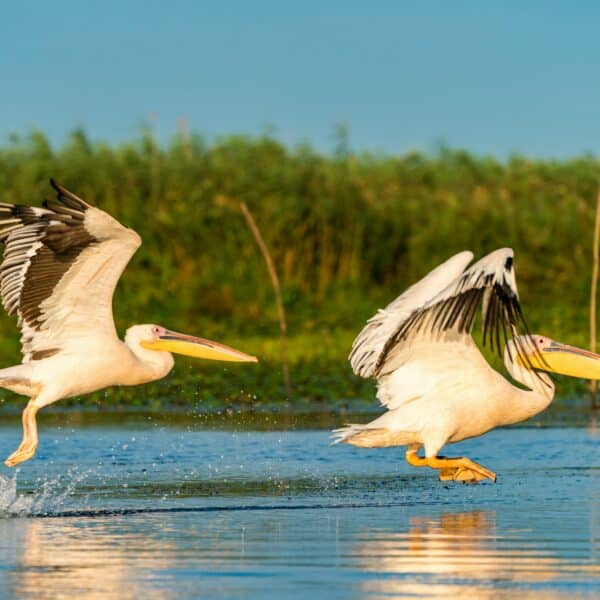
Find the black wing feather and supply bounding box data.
[0,180,97,329]
[374,255,545,377]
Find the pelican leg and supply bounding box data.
[5,400,39,467]
[405,449,496,483]
[405,448,428,467]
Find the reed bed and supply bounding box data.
[0,130,597,405]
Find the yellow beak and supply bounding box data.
[521,341,600,379]
[141,330,258,363]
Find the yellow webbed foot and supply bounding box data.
[430,456,496,483]
[439,466,494,483]
[407,450,497,483]
[5,443,37,467]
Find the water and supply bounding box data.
[0,417,598,598]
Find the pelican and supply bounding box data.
[333,249,600,483]
[0,180,257,467]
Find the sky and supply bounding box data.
[1,1,599,158]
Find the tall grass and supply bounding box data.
[0,129,597,403]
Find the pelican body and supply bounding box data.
[0,180,257,467]
[333,249,600,482]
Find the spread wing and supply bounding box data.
[0,180,141,362]
[349,251,474,378]
[351,248,538,379]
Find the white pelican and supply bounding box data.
[0,180,257,467]
[333,249,600,483]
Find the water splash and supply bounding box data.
[0,473,36,516]
[0,468,88,517]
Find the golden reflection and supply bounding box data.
[355,510,599,599]
[4,518,171,599]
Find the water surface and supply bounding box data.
[0,418,597,598]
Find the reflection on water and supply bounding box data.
[356,510,599,599]
[1,506,597,599]
[2,519,171,600]
[0,426,596,598]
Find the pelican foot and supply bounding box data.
[407,451,497,483]
[4,443,37,467]
[433,456,496,483]
[439,466,492,483]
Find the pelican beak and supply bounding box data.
[142,330,258,363]
[521,341,600,379]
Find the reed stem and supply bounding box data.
[240,202,292,397]
[589,186,600,408]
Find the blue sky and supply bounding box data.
[1,1,599,157]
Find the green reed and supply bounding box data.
[0,129,597,405]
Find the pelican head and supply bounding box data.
[514,334,600,379]
[133,324,258,363]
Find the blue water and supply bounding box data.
[0,418,598,598]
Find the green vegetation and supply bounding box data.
[0,129,598,410]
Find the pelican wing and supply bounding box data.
[349,251,474,378]
[352,248,537,379]
[0,180,141,362]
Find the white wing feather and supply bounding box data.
[350,247,534,392]
[23,210,141,360]
[349,251,474,378]
[374,248,526,377]
[0,183,141,363]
